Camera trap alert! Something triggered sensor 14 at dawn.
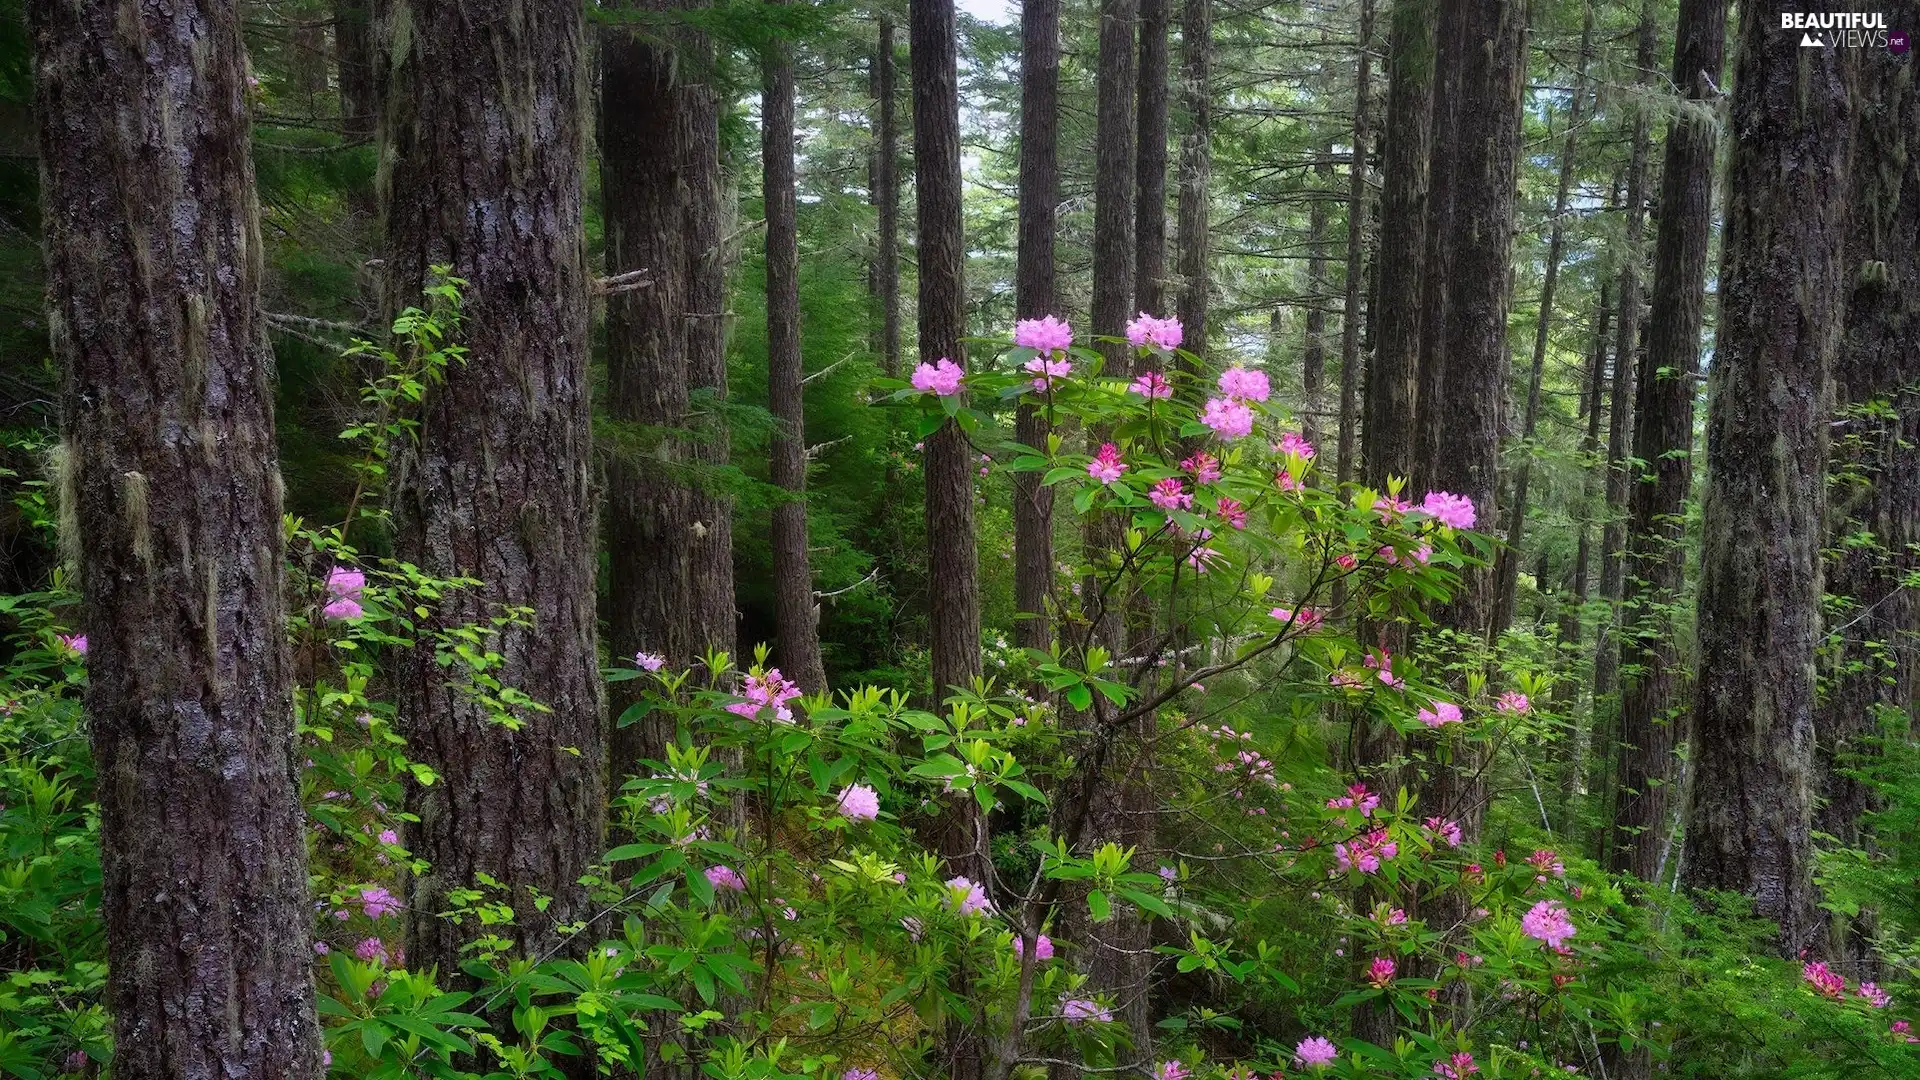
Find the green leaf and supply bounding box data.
[1088,889,1112,922]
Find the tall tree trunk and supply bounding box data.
[1354,0,1431,777]
[1418,0,1526,839]
[763,17,828,693]
[1491,2,1595,635]
[334,0,376,142]
[1174,0,1213,351]
[604,4,694,773]
[1814,0,1919,879]
[1683,0,1854,958]
[873,19,902,379]
[1014,0,1062,653]
[1591,0,1658,758]
[381,0,606,978]
[684,38,736,659]
[1407,0,1462,486]
[1135,0,1171,314]
[1558,278,1614,831]
[1608,0,1725,884]
[31,4,323,1075]
[1301,153,1333,449]
[911,12,986,1076]
[1336,2,1372,491]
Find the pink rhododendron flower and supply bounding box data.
[1380,543,1433,567]
[1062,997,1112,1023]
[1365,649,1405,689]
[1271,605,1323,631]
[1088,442,1129,484]
[635,651,666,672]
[1336,552,1358,569]
[1217,366,1271,402]
[1893,1019,1918,1042]
[1180,451,1223,483]
[948,876,993,915]
[836,783,881,822]
[1803,961,1845,998]
[1126,312,1184,350]
[1366,956,1396,986]
[1373,905,1409,926]
[1418,700,1464,728]
[1528,849,1565,877]
[1156,1062,1192,1080]
[58,633,87,655]
[1025,355,1073,392]
[1335,829,1397,874]
[726,668,803,722]
[1274,431,1317,459]
[706,865,746,891]
[1420,491,1477,529]
[1012,933,1054,960]
[354,937,390,964]
[1434,1051,1479,1078]
[1014,314,1074,353]
[1522,901,1577,949]
[1215,497,1248,529]
[359,886,400,919]
[1295,1036,1338,1067]
[1859,981,1891,1008]
[324,567,365,620]
[1149,477,1193,511]
[910,358,965,396]
[1497,690,1530,714]
[1201,397,1255,439]
[844,1069,881,1080]
[1130,371,1174,399]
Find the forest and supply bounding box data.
[0,0,1913,1076]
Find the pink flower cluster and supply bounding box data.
[947,876,993,915]
[1420,490,1476,529]
[1274,431,1316,459]
[1418,700,1464,728]
[1126,312,1183,350]
[1088,442,1128,484]
[1295,1036,1338,1067]
[1201,397,1255,439]
[1366,956,1396,987]
[1334,828,1398,874]
[1527,849,1565,878]
[1521,900,1577,949]
[1434,1051,1479,1078]
[1180,451,1222,483]
[324,567,365,620]
[1130,371,1174,399]
[727,668,803,722]
[911,358,964,396]
[1214,497,1248,529]
[836,783,880,821]
[58,633,87,655]
[1155,1062,1191,1080]
[1326,782,1379,817]
[358,886,400,919]
[1217,366,1271,403]
[635,651,666,672]
[1803,960,1845,998]
[1423,817,1463,848]
[1271,605,1324,631]
[1012,933,1055,960]
[706,865,746,891]
[1024,355,1072,392]
[1014,314,1074,353]
[1497,691,1530,714]
[1149,477,1193,511]
[1062,997,1112,1023]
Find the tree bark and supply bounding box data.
[1608,0,1725,884]
[1173,0,1213,353]
[763,15,828,693]
[1134,0,1171,315]
[873,19,902,380]
[1418,0,1525,840]
[1335,4,1372,491]
[684,37,736,659]
[31,3,324,1075]
[1683,0,1854,958]
[1591,0,1658,742]
[1302,153,1333,450]
[380,0,606,977]
[1407,0,1463,487]
[1014,0,1062,653]
[1814,0,1919,868]
[604,3,695,773]
[334,0,376,142]
[1491,2,1595,635]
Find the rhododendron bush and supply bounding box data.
[1,315,1915,1079]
